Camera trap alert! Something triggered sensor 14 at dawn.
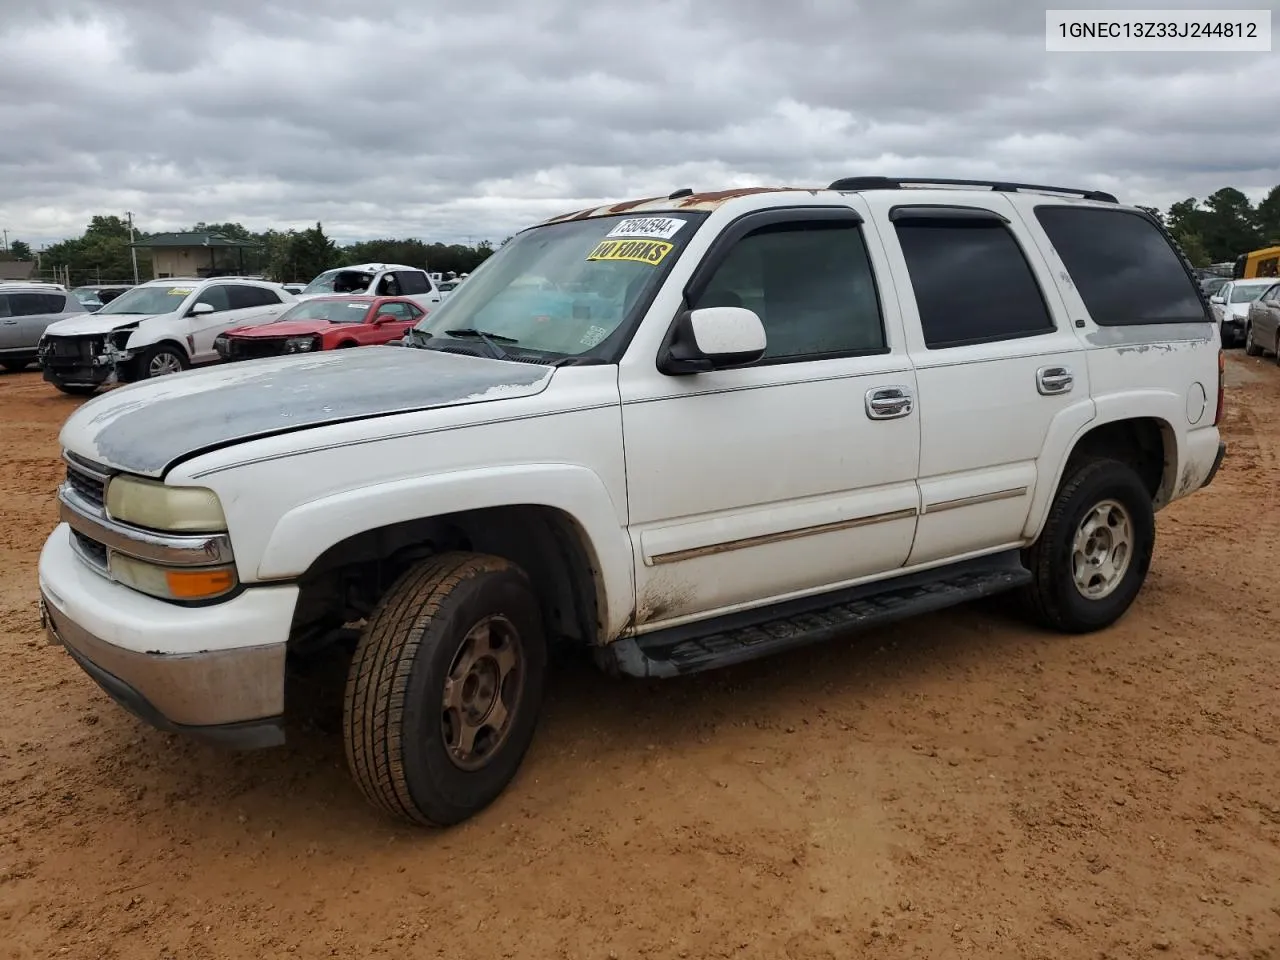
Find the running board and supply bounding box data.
[602,552,1032,679]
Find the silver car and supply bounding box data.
[0,283,89,372]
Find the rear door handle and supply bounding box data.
[1,320,17,325]
[1037,365,1073,395]
[865,386,914,420]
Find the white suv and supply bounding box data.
[39,177,1226,827]
[38,276,295,394]
[297,263,441,311]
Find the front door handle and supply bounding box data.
[1037,365,1074,395]
[865,386,914,420]
[1,319,17,325]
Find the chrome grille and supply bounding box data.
[64,459,108,510]
[70,530,108,570]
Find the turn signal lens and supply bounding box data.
[108,553,238,602]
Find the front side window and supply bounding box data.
[1035,206,1208,326]
[376,301,418,321]
[689,220,886,361]
[411,212,704,358]
[193,285,231,313]
[895,217,1054,349]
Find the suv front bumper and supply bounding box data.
[39,524,298,749]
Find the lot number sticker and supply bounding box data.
[585,238,674,266]
[605,217,686,241]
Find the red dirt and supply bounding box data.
[1,355,1278,959]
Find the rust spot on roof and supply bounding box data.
[607,196,664,213]
[673,186,794,206]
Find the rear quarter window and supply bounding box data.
[1034,206,1210,326]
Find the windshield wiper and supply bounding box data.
[443,328,517,361]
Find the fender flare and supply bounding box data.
[1021,390,1183,541]
[124,321,192,361]
[255,463,635,637]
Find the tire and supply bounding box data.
[1019,458,1155,634]
[52,381,99,396]
[135,343,189,380]
[1,359,30,372]
[343,551,547,827]
[1244,322,1262,356]
[1274,333,1280,366]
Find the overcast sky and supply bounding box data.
[0,0,1275,248]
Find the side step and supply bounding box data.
[602,551,1032,679]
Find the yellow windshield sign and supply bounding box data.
[585,238,674,266]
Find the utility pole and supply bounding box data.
[126,211,140,284]
[2,229,8,253]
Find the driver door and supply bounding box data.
[184,284,233,362]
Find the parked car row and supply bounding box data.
[0,263,446,395]
[1209,278,1280,355]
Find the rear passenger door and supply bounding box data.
[866,195,1092,566]
[2,292,69,351]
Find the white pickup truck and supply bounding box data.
[38,177,1226,827]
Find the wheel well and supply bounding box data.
[336,340,356,348]
[1065,417,1172,506]
[288,505,604,654]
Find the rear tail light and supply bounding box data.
[1214,348,1225,425]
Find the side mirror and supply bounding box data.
[1209,295,1225,305]
[189,302,215,316]
[658,306,767,375]
[372,313,397,325]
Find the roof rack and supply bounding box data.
[826,176,1118,204]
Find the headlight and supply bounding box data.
[105,475,228,533]
[284,336,320,353]
[108,553,238,602]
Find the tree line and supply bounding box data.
[5,183,1280,283]
[0,216,502,287]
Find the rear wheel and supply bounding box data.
[1019,458,1155,634]
[1244,322,1263,356]
[343,551,547,826]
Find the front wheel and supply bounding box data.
[1244,323,1262,356]
[135,343,189,380]
[1019,458,1155,634]
[343,551,547,826]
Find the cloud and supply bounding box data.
[0,0,1274,250]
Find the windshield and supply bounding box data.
[98,283,195,315]
[280,299,374,323]
[303,268,375,296]
[410,212,704,357]
[1230,284,1268,303]
[1201,277,1227,295]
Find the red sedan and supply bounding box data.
[213,295,427,361]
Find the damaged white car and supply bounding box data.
[38,277,296,395]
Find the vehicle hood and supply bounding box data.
[224,320,349,338]
[42,312,169,336]
[59,346,556,478]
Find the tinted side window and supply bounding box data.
[378,302,416,320]
[689,221,886,361]
[225,285,277,309]
[894,218,1055,349]
[195,285,231,312]
[1034,206,1209,325]
[396,270,429,294]
[8,293,62,316]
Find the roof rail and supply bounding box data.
[826,176,1118,204]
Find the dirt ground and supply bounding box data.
[1,354,1278,960]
